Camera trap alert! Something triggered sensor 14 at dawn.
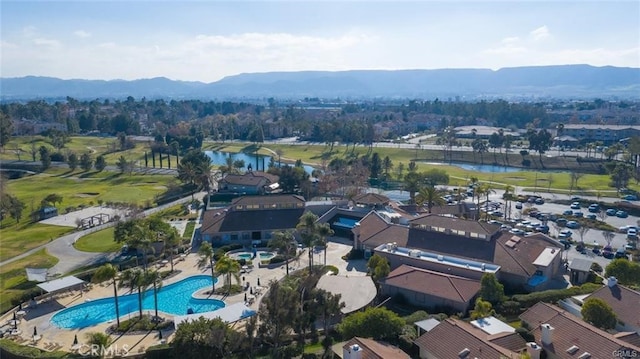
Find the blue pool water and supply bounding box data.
[236,253,252,260]
[51,275,223,329]
[259,252,275,259]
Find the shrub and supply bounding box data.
[516,327,534,342]
[324,265,339,275]
[270,256,286,264]
[342,249,364,260]
[511,283,601,308]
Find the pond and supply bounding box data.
[204,151,315,174]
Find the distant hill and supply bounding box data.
[2,65,639,100]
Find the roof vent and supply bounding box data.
[566,345,579,354]
[578,353,591,359]
[458,348,470,358]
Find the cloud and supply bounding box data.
[530,26,550,41]
[74,30,91,38]
[501,37,520,44]
[33,38,60,47]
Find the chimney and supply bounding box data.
[526,342,542,359]
[607,276,618,287]
[343,344,363,359]
[541,324,554,345]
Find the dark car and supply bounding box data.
[535,198,545,205]
[556,218,568,227]
[606,208,617,216]
[563,210,574,216]
[559,239,572,249]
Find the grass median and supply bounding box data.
[73,227,120,253]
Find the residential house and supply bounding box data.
[337,337,411,359]
[218,171,279,195]
[200,194,305,246]
[580,277,640,334]
[414,318,524,359]
[381,264,481,314]
[519,302,640,359]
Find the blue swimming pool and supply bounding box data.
[51,275,223,329]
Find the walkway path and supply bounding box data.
[0,192,207,275]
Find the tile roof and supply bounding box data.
[201,208,305,234]
[414,318,521,359]
[221,171,278,186]
[384,265,480,304]
[584,284,640,330]
[341,337,410,359]
[352,193,390,205]
[231,194,305,206]
[409,214,500,236]
[358,214,562,280]
[519,302,640,359]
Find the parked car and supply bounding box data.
[566,221,580,229]
[510,228,526,235]
[603,250,615,259]
[571,196,581,201]
[556,218,568,227]
[535,198,545,205]
[606,208,618,216]
[623,194,638,201]
[616,210,629,218]
[535,225,550,234]
[558,230,573,239]
[570,202,581,209]
[515,202,523,209]
[620,225,637,233]
[573,211,584,218]
[615,248,628,259]
[625,243,637,251]
[559,239,572,249]
[586,214,597,220]
[563,210,574,216]
[628,228,638,238]
[588,204,600,213]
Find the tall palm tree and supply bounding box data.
[415,185,446,213]
[214,256,241,294]
[92,264,121,327]
[144,270,163,321]
[502,185,515,221]
[163,228,180,272]
[268,231,296,276]
[317,223,334,266]
[85,332,113,359]
[197,241,216,292]
[119,268,146,319]
[296,211,320,272]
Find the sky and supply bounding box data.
[1,1,639,82]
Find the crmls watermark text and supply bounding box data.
[613,349,639,358]
[79,344,130,357]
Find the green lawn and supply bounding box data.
[183,221,196,239]
[0,249,58,313]
[0,223,73,262]
[73,227,120,253]
[0,136,116,161]
[1,167,178,262]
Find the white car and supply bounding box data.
[620,225,637,233]
[628,228,638,238]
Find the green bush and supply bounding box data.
[324,265,339,275]
[511,283,601,308]
[115,315,172,333]
[516,327,534,342]
[270,256,286,264]
[342,249,364,260]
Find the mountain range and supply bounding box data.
[1,65,639,101]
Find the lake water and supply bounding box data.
[204,151,315,174]
[423,162,522,173]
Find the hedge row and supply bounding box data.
[510,282,601,308]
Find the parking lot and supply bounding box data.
[479,190,638,268]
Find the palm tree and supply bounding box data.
[85,332,113,359]
[296,211,320,271]
[92,264,121,327]
[119,268,146,319]
[163,228,180,272]
[268,231,296,276]
[415,185,446,213]
[214,256,241,294]
[502,185,515,221]
[317,223,334,266]
[144,270,163,321]
[197,241,216,292]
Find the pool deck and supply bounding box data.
[1,240,367,355]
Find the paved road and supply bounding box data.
[0,192,206,276]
